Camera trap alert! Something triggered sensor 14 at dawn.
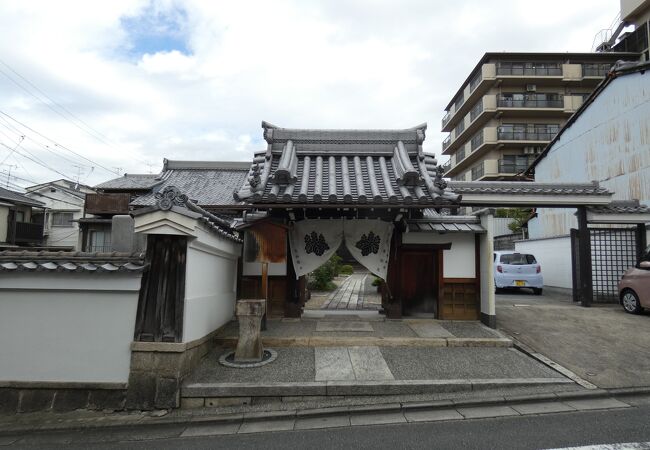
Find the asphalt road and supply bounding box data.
[495,288,650,388]
[7,404,650,450]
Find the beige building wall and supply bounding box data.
[0,205,9,243]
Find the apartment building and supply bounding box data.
[440,52,638,182]
[599,0,650,59]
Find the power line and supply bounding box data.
[0,59,153,168]
[0,110,120,176]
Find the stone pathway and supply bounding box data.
[322,273,377,310]
[315,346,395,381]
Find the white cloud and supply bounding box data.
[0,0,620,186]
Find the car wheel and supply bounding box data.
[621,289,643,314]
[533,288,542,296]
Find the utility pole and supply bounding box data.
[2,164,18,188]
[72,165,84,185]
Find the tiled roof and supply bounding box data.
[447,181,611,196]
[131,160,250,208]
[95,174,162,191]
[234,122,460,206]
[0,187,46,207]
[0,251,146,273]
[587,201,650,215]
[409,212,484,233]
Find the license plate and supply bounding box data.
[515,280,525,286]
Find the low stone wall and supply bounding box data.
[0,383,126,414]
[126,329,221,410]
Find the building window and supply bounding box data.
[89,230,111,253]
[52,212,74,227]
[15,211,25,222]
[496,62,562,76]
[471,163,484,180]
[498,123,560,141]
[453,94,464,111]
[498,155,537,174]
[498,93,563,108]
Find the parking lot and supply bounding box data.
[496,288,650,389]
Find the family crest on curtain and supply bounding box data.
[288,219,394,279]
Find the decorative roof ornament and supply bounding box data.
[155,186,188,211]
[433,166,448,191]
[249,164,261,189]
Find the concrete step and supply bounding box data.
[180,378,575,407]
[213,336,513,348]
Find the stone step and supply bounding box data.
[212,336,513,348]
[180,378,575,406]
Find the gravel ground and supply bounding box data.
[183,347,315,383]
[380,347,564,380]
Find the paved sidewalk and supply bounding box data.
[1,393,643,446]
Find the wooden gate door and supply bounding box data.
[400,248,438,316]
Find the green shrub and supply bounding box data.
[339,264,354,275]
[309,255,343,290]
[371,277,383,287]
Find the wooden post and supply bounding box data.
[576,207,592,307]
[261,261,268,330]
[637,223,648,262]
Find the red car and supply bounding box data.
[618,246,650,314]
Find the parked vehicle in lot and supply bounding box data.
[494,251,543,295]
[618,246,650,314]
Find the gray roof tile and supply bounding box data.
[0,187,46,207]
[95,174,162,190]
[235,122,461,206]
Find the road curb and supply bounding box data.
[2,386,650,435]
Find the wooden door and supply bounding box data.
[400,249,438,316]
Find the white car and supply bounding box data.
[494,251,543,295]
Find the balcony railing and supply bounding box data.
[85,193,131,215]
[582,63,611,77]
[497,130,556,141]
[469,71,482,92]
[14,221,44,244]
[469,101,483,122]
[442,135,451,150]
[497,97,563,108]
[441,159,451,172]
[496,66,562,76]
[498,160,532,174]
[470,131,484,150]
[471,163,484,180]
[442,111,452,128]
[456,148,466,163]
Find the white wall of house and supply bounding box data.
[0,204,9,242]
[402,232,476,278]
[528,68,650,239]
[0,272,141,383]
[515,236,572,289]
[25,183,90,250]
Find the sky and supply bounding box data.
[0,0,622,188]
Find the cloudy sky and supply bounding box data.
[0,0,621,187]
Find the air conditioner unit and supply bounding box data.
[526,84,537,92]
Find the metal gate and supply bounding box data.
[571,227,640,303]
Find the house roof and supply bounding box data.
[526,60,650,175]
[233,122,460,207]
[130,160,251,208]
[26,179,94,198]
[447,181,611,196]
[586,200,650,215]
[94,174,163,191]
[0,251,146,273]
[444,51,640,111]
[0,187,46,207]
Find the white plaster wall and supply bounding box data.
[401,232,476,278]
[0,273,141,383]
[0,205,8,242]
[515,236,572,289]
[183,232,241,343]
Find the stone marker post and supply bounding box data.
[234,299,266,362]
